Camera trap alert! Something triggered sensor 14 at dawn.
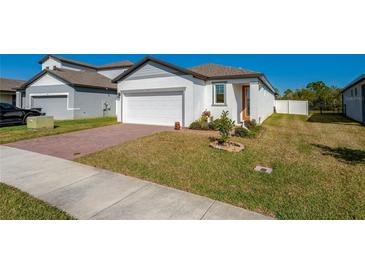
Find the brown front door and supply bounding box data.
[242,86,250,121]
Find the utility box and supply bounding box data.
[27,116,54,130]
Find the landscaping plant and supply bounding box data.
[216,111,235,144]
[234,127,249,137]
[189,110,212,130]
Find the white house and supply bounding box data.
[18,55,134,120]
[342,74,365,124]
[112,56,277,127]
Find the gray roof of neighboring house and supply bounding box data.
[0,77,26,93]
[20,68,117,91]
[39,55,134,70]
[97,60,134,69]
[342,74,365,92]
[188,63,260,79]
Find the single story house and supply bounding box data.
[112,56,277,127]
[0,77,25,106]
[18,55,133,120]
[342,74,365,124]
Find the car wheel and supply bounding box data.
[22,114,31,124]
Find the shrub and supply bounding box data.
[189,121,201,130]
[234,127,249,137]
[189,111,213,130]
[216,111,235,144]
[208,118,220,130]
[198,114,209,130]
[244,119,257,130]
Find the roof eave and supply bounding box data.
[20,69,72,89]
[38,55,97,70]
[207,73,262,80]
[72,83,117,91]
[112,56,208,83]
[97,65,133,70]
[341,74,365,93]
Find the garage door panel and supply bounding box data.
[31,95,70,120]
[124,91,183,126]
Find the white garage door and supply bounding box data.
[31,95,70,120]
[124,91,183,126]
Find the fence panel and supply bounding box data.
[275,100,308,115]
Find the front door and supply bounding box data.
[242,86,250,121]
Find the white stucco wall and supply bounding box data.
[203,82,240,123]
[250,81,275,124]
[97,68,129,79]
[343,79,365,123]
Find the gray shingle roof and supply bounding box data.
[50,68,117,90]
[188,63,259,78]
[0,77,26,92]
[20,68,117,91]
[97,60,134,69]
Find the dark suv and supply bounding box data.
[0,103,44,126]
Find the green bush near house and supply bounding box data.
[234,127,249,137]
[216,111,235,144]
[189,121,202,130]
[189,111,212,130]
[208,118,220,130]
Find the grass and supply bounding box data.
[0,182,74,220]
[76,114,365,219]
[0,116,117,144]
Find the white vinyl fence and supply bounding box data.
[275,100,308,115]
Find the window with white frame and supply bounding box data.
[213,83,226,105]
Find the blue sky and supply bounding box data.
[1,54,364,94]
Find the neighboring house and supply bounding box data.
[19,55,133,120]
[342,74,365,124]
[112,56,277,127]
[0,78,26,106]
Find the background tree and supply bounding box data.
[278,81,342,112]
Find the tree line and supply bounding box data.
[278,81,342,112]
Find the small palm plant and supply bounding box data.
[216,111,235,144]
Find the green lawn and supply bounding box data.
[0,183,74,220]
[0,116,117,144]
[77,114,365,219]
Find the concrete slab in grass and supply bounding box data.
[202,201,273,220]
[92,183,214,220]
[40,171,148,219]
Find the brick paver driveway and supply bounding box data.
[6,123,172,160]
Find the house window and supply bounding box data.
[213,83,226,105]
[351,89,353,96]
[354,87,358,96]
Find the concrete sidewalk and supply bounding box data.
[0,146,272,220]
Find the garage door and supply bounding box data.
[124,91,183,126]
[31,95,70,120]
